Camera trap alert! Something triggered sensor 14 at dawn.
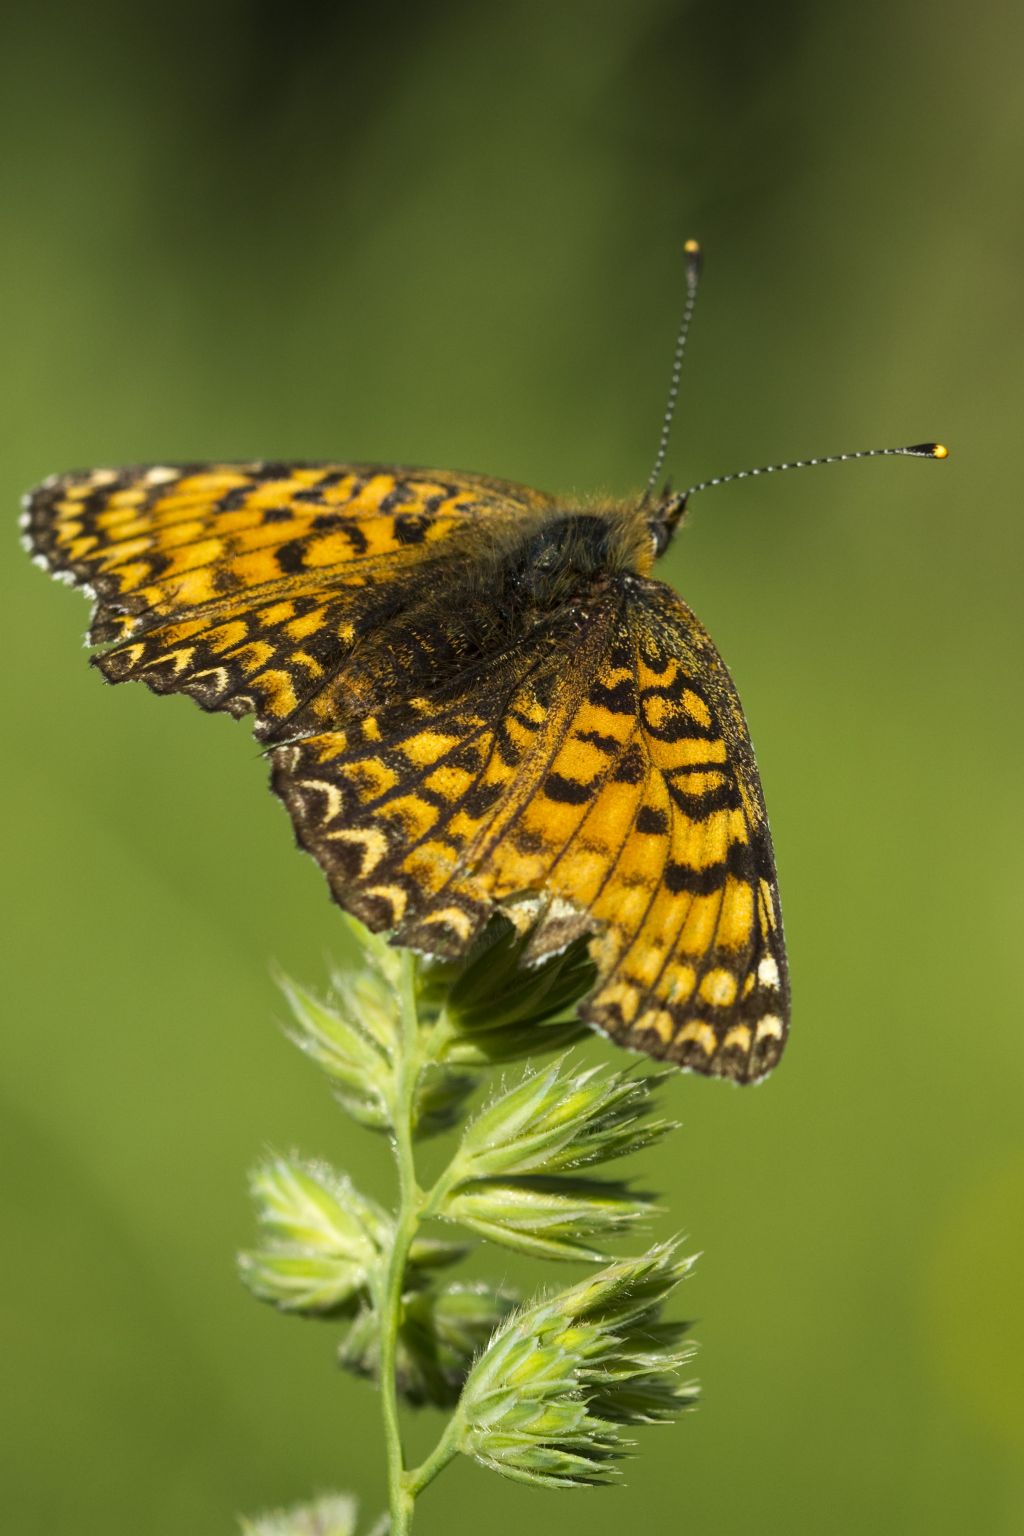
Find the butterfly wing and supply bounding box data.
[23,462,555,739]
[576,578,789,1082]
[272,573,789,1082]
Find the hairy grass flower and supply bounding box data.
[418,914,595,1065]
[451,1056,674,1177]
[454,1243,697,1487]
[440,1174,652,1261]
[339,1280,517,1407]
[239,1158,386,1313]
[242,918,698,1532]
[239,1492,359,1535]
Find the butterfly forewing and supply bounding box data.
[25,463,554,735]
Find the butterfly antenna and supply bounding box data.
[682,441,948,502]
[640,239,704,508]
[654,441,947,549]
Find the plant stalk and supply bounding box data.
[377,953,424,1536]
[406,1415,463,1501]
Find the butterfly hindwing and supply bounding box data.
[578,579,789,1081]
[270,573,788,1082]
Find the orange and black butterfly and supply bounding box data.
[22,247,944,1083]
[22,455,789,1082]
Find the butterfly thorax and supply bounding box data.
[504,511,632,597]
[482,501,657,605]
[336,505,651,718]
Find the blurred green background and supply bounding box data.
[3,0,1022,1531]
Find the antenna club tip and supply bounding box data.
[683,238,701,255]
[683,239,703,279]
[933,443,949,459]
[907,441,949,459]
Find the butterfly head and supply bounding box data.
[646,491,689,560]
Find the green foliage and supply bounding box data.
[239,918,696,1533]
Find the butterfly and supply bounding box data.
[22,454,789,1083]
